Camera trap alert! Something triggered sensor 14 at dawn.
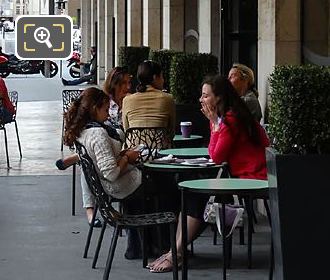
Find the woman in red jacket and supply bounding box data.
[149,75,269,273]
[0,77,14,124]
[202,75,269,178]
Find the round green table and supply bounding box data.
[178,178,269,280]
[158,147,209,158]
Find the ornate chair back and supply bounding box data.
[75,141,121,226]
[61,89,83,151]
[124,127,172,162]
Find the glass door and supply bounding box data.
[221,0,257,80]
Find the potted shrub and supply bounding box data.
[266,65,330,280]
[149,49,183,92]
[169,53,218,144]
[118,46,150,92]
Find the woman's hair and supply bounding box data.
[231,63,258,97]
[63,87,110,147]
[103,66,129,98]
[136,60,162,92]
[203,75,261,145]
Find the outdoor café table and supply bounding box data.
[178,178,269,280]
[173,134,203,148]
[158,147,209,159]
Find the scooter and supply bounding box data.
[0,53,58,78]
[67,51,81,78]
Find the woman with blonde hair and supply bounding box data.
[228,63,262,121]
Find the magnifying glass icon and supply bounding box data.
[34,27,53,49]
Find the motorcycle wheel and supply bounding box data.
[41,61,59,78]
[0,71,10,78]
[69,66,80,78]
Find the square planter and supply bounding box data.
[266,148,330,280]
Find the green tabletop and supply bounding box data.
[179,178,268,193]
[173,135,203,141]
[158,147,208,158]
[143,162,220,173]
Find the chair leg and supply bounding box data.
[190,241,194,255]
[3,127,10,168]
[225,235,233,269]
[141,228,148,268]
[212,224,217,245]
[92,221,107,268]
[71,164,76,216]
[83,204,98,258]
[14,120,22,158]
[245,197,254,269]
[103,225,120,280]
[61,119,64,151]
[263,199,272,227]
[239,225,245,245]
[169,223,178,280]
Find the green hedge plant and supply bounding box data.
[169,53,218,104]
[119,46,150,91]
[268,65,330,154]
[149,49,183,91]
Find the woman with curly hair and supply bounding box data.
[64,87,144,259]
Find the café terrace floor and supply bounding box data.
[0,100,271,280]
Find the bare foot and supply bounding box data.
[149,252,182,273]
[146,251,170,269]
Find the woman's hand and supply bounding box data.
[201,102,218,123]
[123,150,140,164]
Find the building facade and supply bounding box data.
[73,0,330,121]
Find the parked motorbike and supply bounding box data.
[67,51,81,78]
[0,54,58,78]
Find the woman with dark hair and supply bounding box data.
[103,66,131,128]
[64,87,144,259]
[122,60,175,138]
[64,87,141,199]
[57,67,132,228]
[149,75,269,273]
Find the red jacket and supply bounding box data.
[0,78,14,114]
[208,111,269,180]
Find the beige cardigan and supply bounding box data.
[122,86,176,138]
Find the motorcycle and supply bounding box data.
[67,51,81,78]
[0,54,58,78]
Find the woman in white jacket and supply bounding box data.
[64,87,143,259]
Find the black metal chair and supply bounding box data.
[0,90,22,168]
[124,126,173,162]
[60,89,83,216]
[61,89,83,151]
[75,141,178,280]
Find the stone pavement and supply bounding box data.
[0,96,271,280]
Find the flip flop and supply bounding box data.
[146,253,168,269]
[149,254,182,273]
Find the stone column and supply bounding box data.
[97,0,106,84]
[258,0,301,123]
[198,0,211,53]
[105,0,114,72]
[80,0,91,63]
[90,0,97,47]
[143,0,161,49]
[114,0,126,65]
[127,0,142,46]
[162,0,184,51]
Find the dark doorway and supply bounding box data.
[221,0,257,80]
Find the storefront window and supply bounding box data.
[302,0,330,65]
